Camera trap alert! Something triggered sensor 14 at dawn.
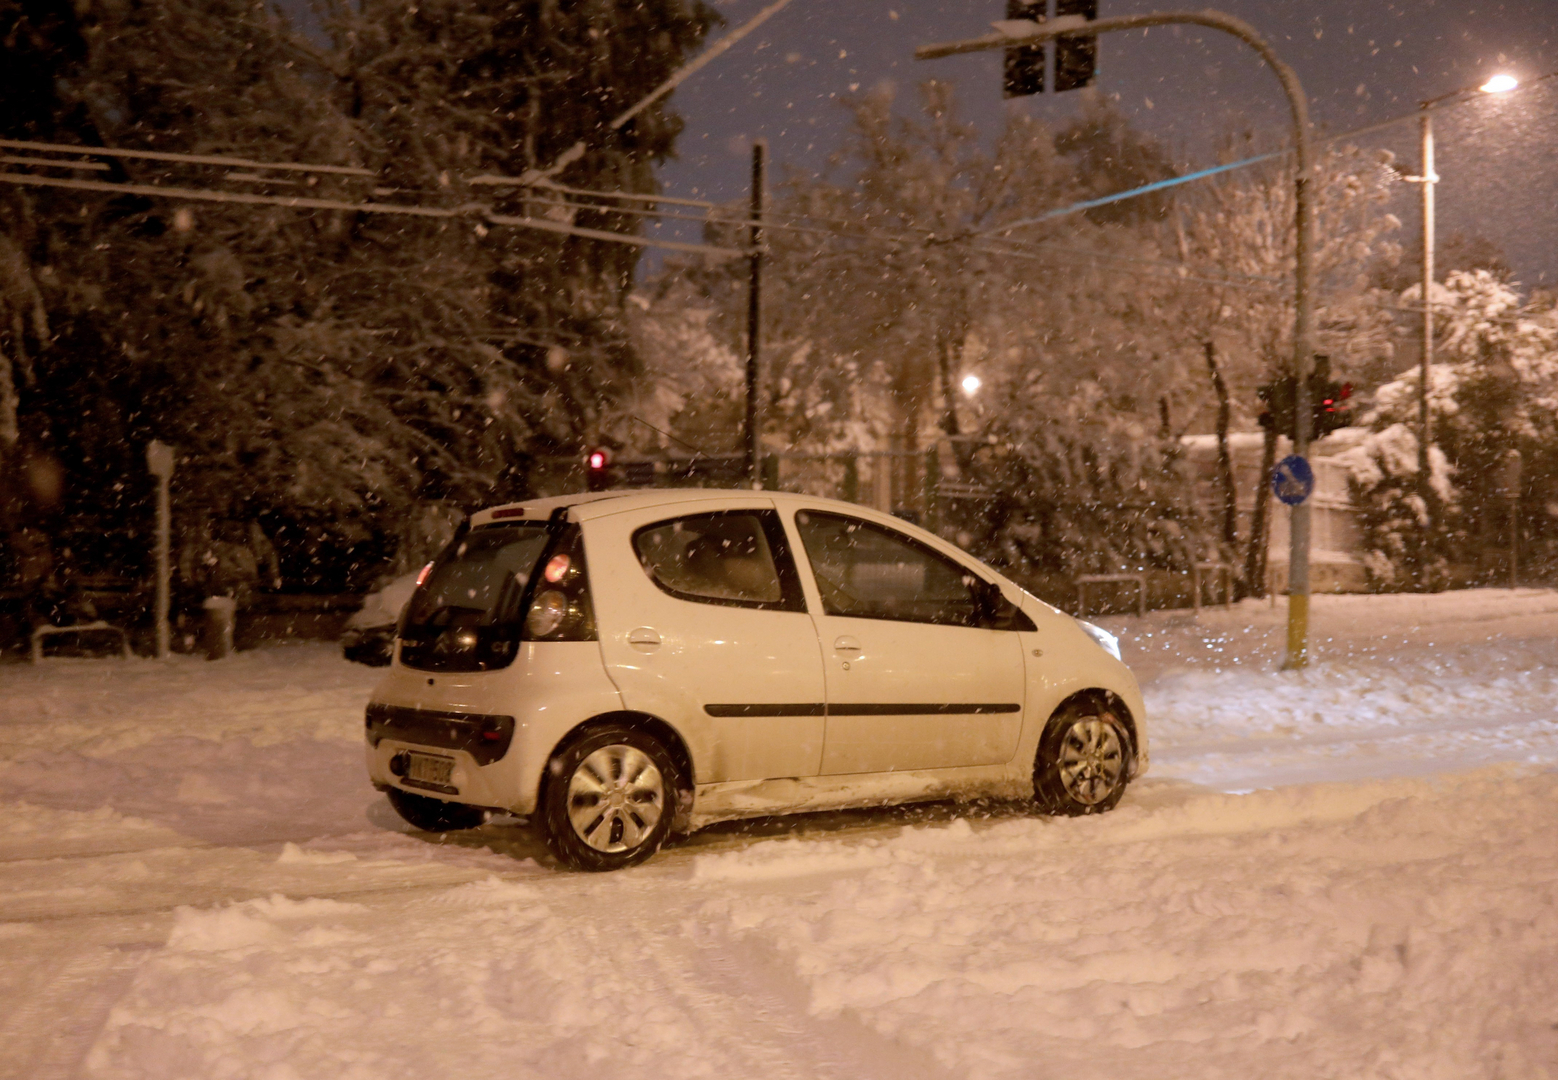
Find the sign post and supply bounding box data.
[145,440,175,660]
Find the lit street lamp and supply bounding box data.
[960,374,982,397]
[1411,73,1519,530]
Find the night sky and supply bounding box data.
[649,0,1558,286]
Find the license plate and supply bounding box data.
[407,752,455,787]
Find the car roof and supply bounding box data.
[468,488,746,527]
[467,488,985,567]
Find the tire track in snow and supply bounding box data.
[0,932,150,1080]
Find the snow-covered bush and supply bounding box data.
[962,386,1217,581]
[1333,424,1455,588]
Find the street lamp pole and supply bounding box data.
[919,9,1317,667]
[1409,74,1520,545]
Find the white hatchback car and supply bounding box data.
[365,490,1147,870]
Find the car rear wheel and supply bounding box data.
[1034,698,1133,815]
[386,787,487,832]
[539,724,679,872]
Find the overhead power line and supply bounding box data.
[0,168,746,259]
[0,137,375,177]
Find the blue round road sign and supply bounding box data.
[1273,455,1314,506]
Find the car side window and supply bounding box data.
[795,510,987,627]
[633,510,806,612]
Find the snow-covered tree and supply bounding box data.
[1348,270,1558,586]
[1,0,715,593]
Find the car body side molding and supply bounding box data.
[703,703,827,717]
[703,702,1020,717]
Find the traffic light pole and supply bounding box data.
[918,9,1316,668]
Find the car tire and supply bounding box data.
[539,724,679,872]
[1033,697,1133,815]
[386,787,487,832]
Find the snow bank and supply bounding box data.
[0,642,380,757]
[167,895,368,952]
[1114,588,1558,788]
[0,643,382,849]
[694,768,1558,1080]
[73,769,1558,1080]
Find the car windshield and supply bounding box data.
[398,525,553,670]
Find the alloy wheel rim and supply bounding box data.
[1058,717,1125,805]
[566,744,665,852]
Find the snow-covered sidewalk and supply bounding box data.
[1,589,1555,1079]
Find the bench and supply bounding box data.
[30,621,132,663]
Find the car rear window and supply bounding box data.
[399,524,553,671]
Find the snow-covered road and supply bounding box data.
[2,589,1556,1079]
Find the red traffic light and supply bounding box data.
[586,449,609,471]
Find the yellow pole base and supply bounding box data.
[1282,591,1309,670]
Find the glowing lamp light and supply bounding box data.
[960,374,982,397]
[543,553,572,583]
[1480,73,1518,94]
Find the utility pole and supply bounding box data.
[919,8,1316,667]
[745,138,766,488]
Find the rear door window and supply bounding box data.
[633,510,805,612]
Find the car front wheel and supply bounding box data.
[1034,698,1133,815]
[539,724,679,871]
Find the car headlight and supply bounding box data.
[1076,619,1121,661]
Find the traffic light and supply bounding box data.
[1002,0,1045,98]
[1310,355,1353,439]
[1256,376,1296,438]
[1002,0,1098,98]
[585,448,611,491]
[1053,0,1099,92]
[1257,359,1354,442]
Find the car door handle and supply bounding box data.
[833,636,861,652]
[628,627,662,651]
